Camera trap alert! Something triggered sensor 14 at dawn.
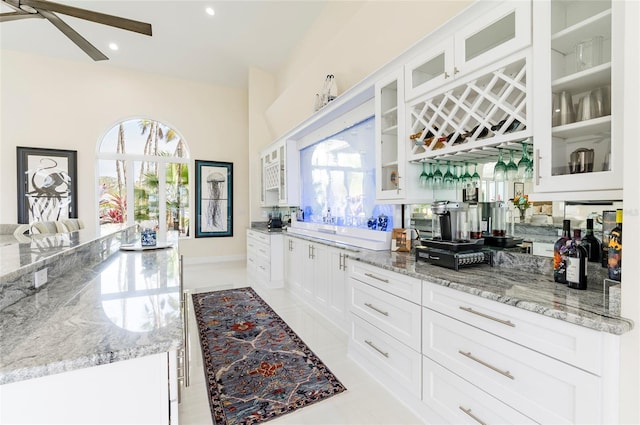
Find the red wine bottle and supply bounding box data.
[582,218,601,263]
[608,209,622,282]
[567,229,588,290]
[553,219,572,284]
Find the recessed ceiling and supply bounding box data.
[0,1,328,88]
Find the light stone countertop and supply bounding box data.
[283,231,633,335]
[0,246,182,385]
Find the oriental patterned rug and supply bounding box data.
[192,287,346,425]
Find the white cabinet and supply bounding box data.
[0,352,177,425]
[260,139,299,207]
[422,280,620,424]
[405,1,531,101]
[284,235,349,332]
[348,261,423,400]
[246,229,283,288]
[375,68,406,201]
[531,0,623,198]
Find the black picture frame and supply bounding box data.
[514,181,525,198]
[195,160,233,238]
[16,146,78,224]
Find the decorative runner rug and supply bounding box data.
[192,287,346,425]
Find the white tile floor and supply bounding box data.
[179,260,423,425]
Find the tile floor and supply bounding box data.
[179,260,423,425]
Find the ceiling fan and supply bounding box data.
[0,0,152,61]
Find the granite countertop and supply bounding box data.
[0,246,182,385]
[282,231,632,335]
[350,249,633,335]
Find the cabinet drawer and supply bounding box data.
[422,281,603,375]
[423,308,602,424]
[350,279,421,351]
[422,355,536,425]
[247,255,270,279]
[246,229,270,245]
[350,261,421,303]
[350,314,421,397]
[247,240,270,262]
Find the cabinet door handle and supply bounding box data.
[364,272,389,283]
[458,350,514,380]
[444,71,450,79]
[535,148,541,186]
[459,306,515,327]
[365,302,389,316]
[365,340,389,358]
[454,66,460,75]
[459,406,487,425]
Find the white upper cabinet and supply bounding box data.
[531,0,622,199]
[375,69,407,200]
[260,139,299,207]
[405,1,531,101]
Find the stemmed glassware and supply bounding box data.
[494,148,507,181]
[525,152,534,182]
[506,150,518,181]
[433,159,443,189]
[471,163,481,188]
[517,141,530,180]
[419,162,428,187]
[425,163,434,187]
[443,161,455,189]
[461,162,472,190]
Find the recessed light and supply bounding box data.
[205,7,215,16]
[109,43,119,51]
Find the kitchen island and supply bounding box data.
[0,228,182,424]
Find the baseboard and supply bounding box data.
[182,254,246,265]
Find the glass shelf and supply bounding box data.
[551,9,611,54]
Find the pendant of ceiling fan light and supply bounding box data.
[19,4,38,13]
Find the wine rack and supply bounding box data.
[407,54,532,165]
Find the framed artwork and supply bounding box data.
[514,181,525,199]
[17,146,78,224]
[195,160,233,238]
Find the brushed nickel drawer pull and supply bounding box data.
[459,306,515,327]
[364,272,389,283]
[365,340,389,358]
[459,406,487,425]
[458,350,514,380]
[364,302,389,316]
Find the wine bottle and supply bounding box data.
[567,229,588,290]
[553,219,572,284]
[582,218,602,263]
[608,209,622,282]
[601,210,616,267]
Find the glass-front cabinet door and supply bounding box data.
[532,0,622,197]
[375,69,406,200]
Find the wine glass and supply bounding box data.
[517,141,530,180]
[525,151,534,181]
[419,162,428,187]
[443,161,454,189]
[425,162,434,188]
[494,148,507,181]
[461,162,472,190]
[506,150,518,181]
[471,163,481,188]
[433,159,443,188]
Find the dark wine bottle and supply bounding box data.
[608,209,623,282]
[553,219,572,284]
[582,218,602,263]
[567,229,588,290]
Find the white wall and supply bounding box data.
[0,50,249,259]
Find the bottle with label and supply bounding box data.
[601,210,616,267]
[608,209,622,281]
[566,229,588,290]
[582,218,601,263]
[553,219,572,284]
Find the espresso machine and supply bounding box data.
[415,201,492,271]
[481,201,522,247]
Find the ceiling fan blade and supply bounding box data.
[0,11,42,21]
[20,0,152,36]
[38,9,108,61]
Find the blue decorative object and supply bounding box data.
[367,216,377,230]
[141,228,157,246]
[378,214,388,231]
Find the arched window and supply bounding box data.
[97,118,190,239]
